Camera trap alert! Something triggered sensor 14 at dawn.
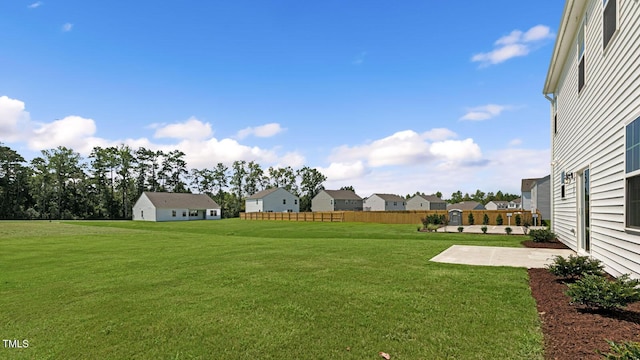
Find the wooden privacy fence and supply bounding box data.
[240,210,541,225]
[240,212,344,222]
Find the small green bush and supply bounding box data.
[505,227,512,235]
[426,223,439,232]
[547,255,605,279]
[468,213,474,225]
[421,214,446,228]
[598,340,640,359]
[566,274,640,310]
[481,225,488,234]
[482,213,489,225]
[515,214,521,226]
[496,214,503,225]
[457,226,464,233]
[529,228,556,243]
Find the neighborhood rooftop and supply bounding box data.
[322,190,363,200]
[246,188,281,199]
[143,192,220,209]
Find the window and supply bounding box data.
[209,209,217,216]
[577,20,586,92]
[172,210,176,217]
[627,117,640,229]
[189,210,198,217]
[393,202,397,206]
[626,117,640,173]
[603,0,617,50]
[628,177,640,229]
[294,199,298,205]
[282,199,286,205]
[561,171,566,199]
[141,210,144,218]
[182,211,187,217]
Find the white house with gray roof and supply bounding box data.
[132,192,221,222]
[363,193,406,211]
[245,187,299,213]
[405,194,446,211]
[311,190,363,212]
[543,0,640,277]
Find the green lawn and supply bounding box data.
[0,220,543,359]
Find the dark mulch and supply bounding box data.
[521,240,571,249]
[528,268,640,360]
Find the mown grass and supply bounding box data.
[0,220,543,359]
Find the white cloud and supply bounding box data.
[62,23,73,32]
[0,96,31,142]
[29,116,98,152]
[460,104,509,121]
[523,25,554,42]
[328,129,484,171]
[236,123,284,139]
[352,51,367,65]
[317,161,367,181]
[154,117,213,140]
[472,24,554,66]
[28,2,43,9]
[509,138,523,147]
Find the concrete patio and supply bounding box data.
[430,245,575,268]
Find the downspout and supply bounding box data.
[544,93,556,233]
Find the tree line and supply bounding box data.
[406,189,521,204]
[0,143,326,220]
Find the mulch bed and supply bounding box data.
[524,241,640,359]
[521,240,571,249]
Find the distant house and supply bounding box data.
[446,201,485,211]
[530,175,550,221]
[132,192,221,222]
[405,194,446,210]
[363,193,406,211]
[311,190,363,212]
[485,201,509,210]
[521,179,537,211]
[511,198,522,209]
[245,188,299,213]
[543,0,640,277]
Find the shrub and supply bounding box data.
[481,225,488,234]
[523,220,531,227]
[541,219,548,227]
[505,227,512,235]
[515,214,522,226]
[566,274,640,310]
[529,228,557,243]
[496,214,503,225]
[426,223,439,232]
[457,226,464,233]
[547,255,605,279]
[417,225,422,232]
[421,214,446,228]
[598,340,640,359]
[482,213,489,225]
[468,213,474,225]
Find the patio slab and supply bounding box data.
[430,245,575,268]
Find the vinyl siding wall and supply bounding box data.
[364,196,406,211]
[551,0,640,277]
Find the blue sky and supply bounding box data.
[0,1,565,197]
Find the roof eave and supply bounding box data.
[543,0,587,94]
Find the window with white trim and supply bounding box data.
[577,19,586,93]
[561,171,566,199]
[626,117,640,229]
[603,0,617,50]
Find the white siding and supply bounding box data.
[245,188,300,213]
[364,195,405,211]
[245,199,263,213]
[132,193,157,222]
[549,0,640,277]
